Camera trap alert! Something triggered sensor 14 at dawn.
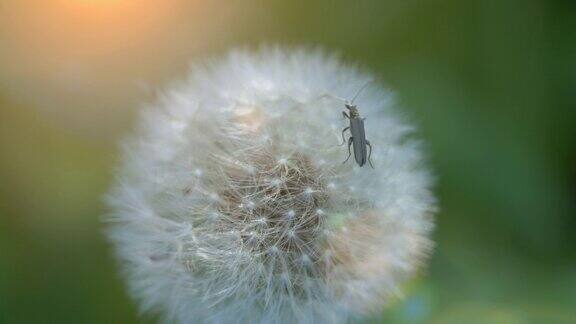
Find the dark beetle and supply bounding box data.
[339,83,374,168]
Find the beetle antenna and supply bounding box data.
[317,93,348,103]
[350,80,373,104]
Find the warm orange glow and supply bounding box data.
[63,0,125,5]
[69,0,124,3]
[58,0,140,15]
[0,1,179,58]
[0,0,233,136]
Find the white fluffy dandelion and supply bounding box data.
[106,47,436,324]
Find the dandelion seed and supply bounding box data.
[300,254,312,266]
[255,217,267,225]
[287,230,296,239]
[285,209,296,219]
[280,272,291,286]
[208,193,219,202]
[269,178,283,187]
[244,165,256,174]
[208,212,220,222]
[240,200,256,210]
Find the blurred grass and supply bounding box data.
[1,0,575,323]
[0,100,138,323]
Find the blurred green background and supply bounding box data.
[0,0,575,323]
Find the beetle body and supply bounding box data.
[341,103,373,168]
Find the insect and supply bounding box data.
[339,83,374,168]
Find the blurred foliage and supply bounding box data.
[0,0,575,323]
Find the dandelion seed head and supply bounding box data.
[106,46,436,324]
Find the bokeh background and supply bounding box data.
[1,0,575,323]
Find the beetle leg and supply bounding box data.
[342,111,350,119]
[343,137,353,164]
[366,140,374,169]
[339,127,350,146]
